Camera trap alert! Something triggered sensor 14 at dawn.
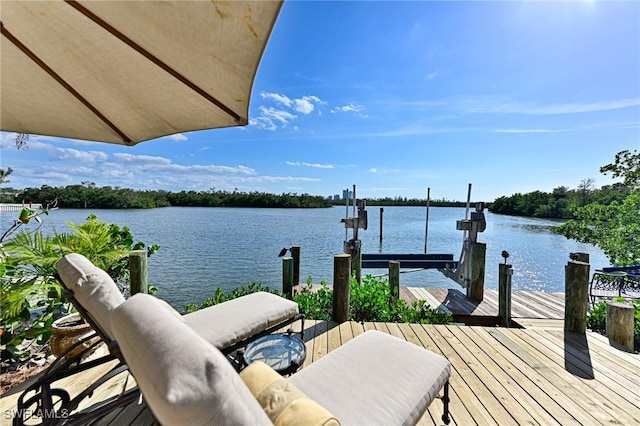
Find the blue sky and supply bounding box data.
[1,1,639,202]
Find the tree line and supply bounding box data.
[488,181,632,219]
[337,196,470,208]
[0,184,333,209]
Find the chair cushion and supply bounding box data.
[57,253,125,339]
[110,293,271,426]
[241,361,339,426]
[288,330,451,426]
[184,292,299,349]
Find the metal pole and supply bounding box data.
[352,184,357,240]
[464,183,472,285]
[424,187,430,254]
[379,207,384,246]
[463,183,472,241]
[344,187,349,243]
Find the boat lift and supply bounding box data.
[443,201,486,290]
[344,184,486,298]
[341,185,368,282]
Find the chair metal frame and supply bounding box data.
[13,273,305,425]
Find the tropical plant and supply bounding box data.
[0,167,13,184]
[1,214,159,367]
[0,200,58,244]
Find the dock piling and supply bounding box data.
[333,254,351,323]
[564,253,590,334]
[498,263,513,327]
[347,241,362,284]
[291,245,300,286]
[606,302,634,350]
[468,242,486,301]
[282,257,294,299]
[389,261,400,299]
[129,250,148,295]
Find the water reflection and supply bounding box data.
[1,206,610,308]
[504,223,560,234]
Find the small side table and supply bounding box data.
[243,333,306,376]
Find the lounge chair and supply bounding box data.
[13,253,304,425]
[111,292,452,425]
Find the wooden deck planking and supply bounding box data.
[464,326,583,425]
[403,288,566,322]
[399,324,476,426]
[421,324,503,426]
[513,318,564,328]
[529,329,640,417]
[2,322,638,426]
[504,328,637,425]
[446,325,554,425]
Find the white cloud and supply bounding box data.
[389,96,640,116]
[494,128,566,134]
[191,164,256,175]
[293,96,323,114]
[331,103,367,117]
[253,92,326,130]
[259,106,297,124]
[369,168,378,173]
[112,153,172,165]
[250,116,278,131]
[441,95,640,116]
[260,92,293,107]
[286,161,334,169]
[165,133,188,141]
[249,106,297,131]
[4,139,317,192]
[55,148,108,162]
[241,176,320,183]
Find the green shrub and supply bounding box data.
[291,281,332,321]
[586,301,608,333]
[293,274,452,324]
[186,274,452,325]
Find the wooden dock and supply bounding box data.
[402,287,565,326]
[2,320,638,425]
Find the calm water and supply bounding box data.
[2,206,609,308]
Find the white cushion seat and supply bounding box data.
[184,292,299,350]
[110,293,451,426]
[57,253,126,340]
[289,330,451,425]
[110,293,272,425]
[56,253,300,350]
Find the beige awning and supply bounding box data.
[0,0,282,145]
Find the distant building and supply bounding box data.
[342,190,353,200]
[333,194,340,201]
